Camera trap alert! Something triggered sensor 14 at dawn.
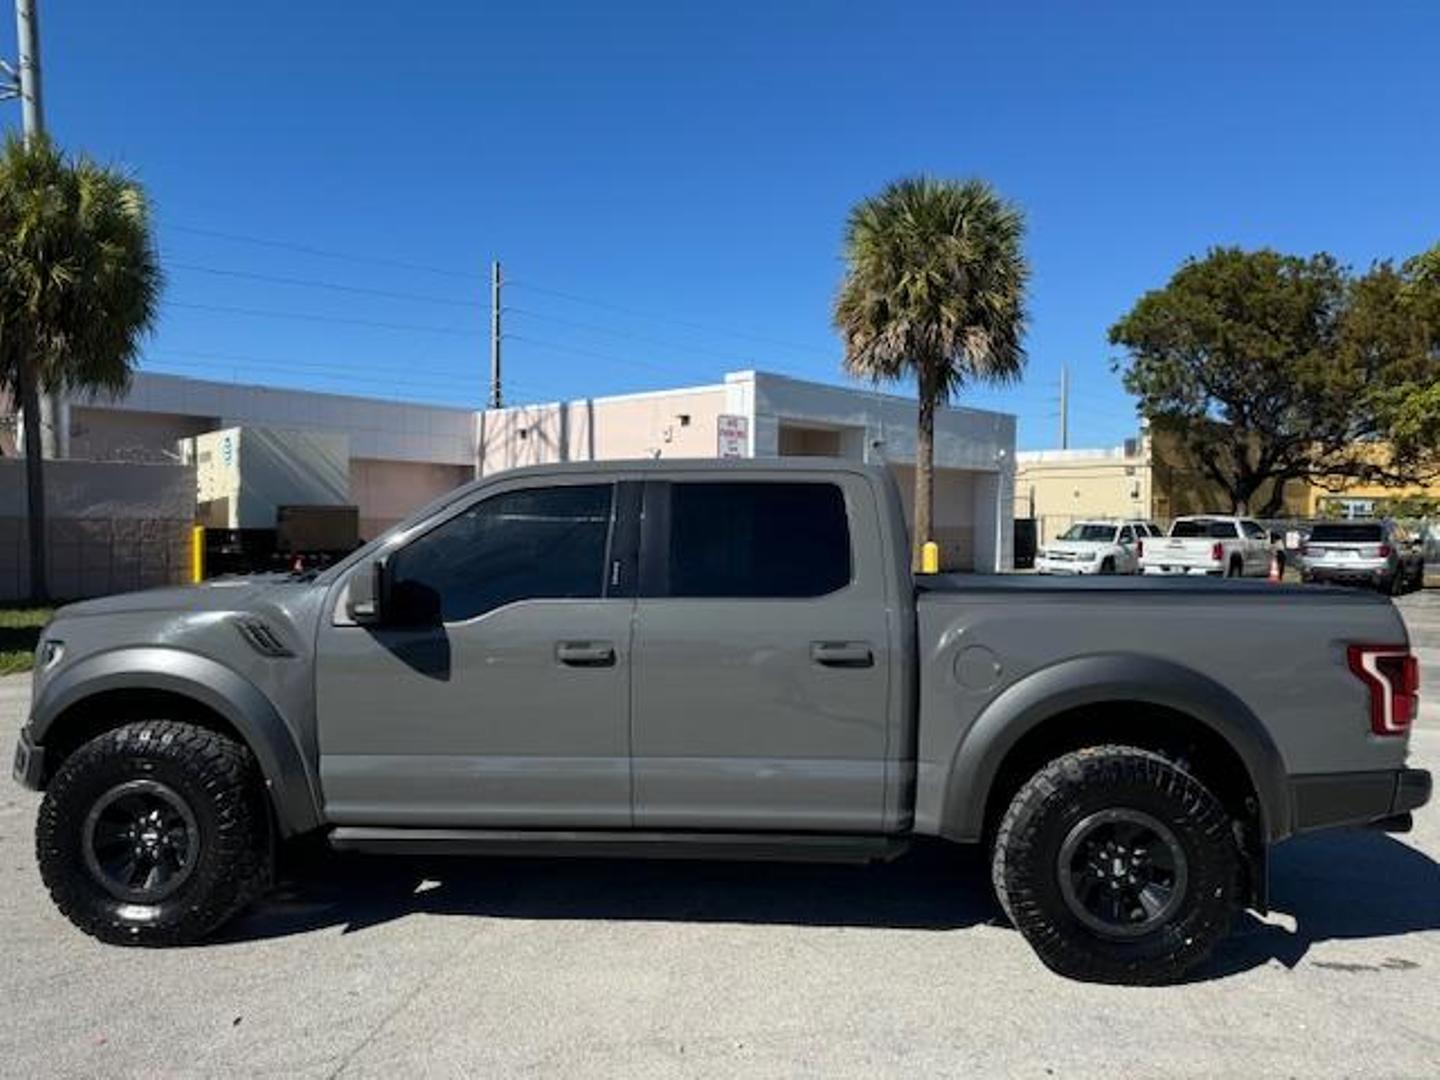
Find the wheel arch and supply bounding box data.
[29,648,323,836]
[938,653,1291,846]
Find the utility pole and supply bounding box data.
[488,260,503,409]
[4,0,64,458]
[14,0,41,138]
[1058,362,1069,451]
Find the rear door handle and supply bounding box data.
[810,641,874,669]
[556,641,616,667]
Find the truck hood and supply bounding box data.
[55,576,304,619]
[1044,540,1103,557]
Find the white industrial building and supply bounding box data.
[9,367,1016,575]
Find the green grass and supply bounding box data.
[0,607,53,676]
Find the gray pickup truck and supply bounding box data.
[12,459,1432,984]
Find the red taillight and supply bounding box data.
[1347,644,1419,735]
[1137,539,1144,559]
[1378,543,1392,558]
[1211,541,1224,562]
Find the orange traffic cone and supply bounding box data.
[1268,551,1282,583]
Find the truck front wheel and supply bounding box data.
[991,744,1241,985]
[36,721,272,946]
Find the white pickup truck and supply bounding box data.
[1141,515,1272,578]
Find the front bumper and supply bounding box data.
[1035,558,1098,575]
[1290,767,1431,833]
[12,726,44,790]
[1141,565,1221,576]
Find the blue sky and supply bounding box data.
[6,1,1437,450]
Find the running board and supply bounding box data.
[328,827,910,864]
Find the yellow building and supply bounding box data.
[1016,429,1309,543]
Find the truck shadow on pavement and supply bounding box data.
[1201,827,1440,979]
[223,829,1439,981]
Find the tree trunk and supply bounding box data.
[1258,477,1289,520]
[17,358,49,603]
[912,368,936,573]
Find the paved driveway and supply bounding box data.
[1,598,1437,1077]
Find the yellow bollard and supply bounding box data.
[190,525,206,583]
[921,540,940,574]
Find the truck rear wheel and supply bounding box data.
[36,721,272,946]
[991,745,1241,985]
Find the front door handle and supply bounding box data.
[556,641,616,667]
[811,641,874,668]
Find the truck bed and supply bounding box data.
[909,571,1409,840]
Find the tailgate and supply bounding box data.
[1149,538,1218,567]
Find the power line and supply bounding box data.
[508,278,825,357]
[164,261,475,308]
[165,300,480,337]
[164,223,480,281]
[505,333,697,377]
[507,307,763,365]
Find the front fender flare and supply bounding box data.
[939,653,1291,844]
[29,647,323,835]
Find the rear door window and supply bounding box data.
[659,481,851,598]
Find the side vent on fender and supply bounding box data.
[235,617,296,658]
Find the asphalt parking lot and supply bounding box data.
[1,593,1437,1078]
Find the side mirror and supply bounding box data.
[347,556,389,623]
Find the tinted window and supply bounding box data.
[1309,523,1383,543]
[1242,520,1268,540]
[390,484,613,622]
[666,481,851,598]
[1170,519,1239,539]
[1120,525,1135,542]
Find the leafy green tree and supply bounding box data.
[834,176,1028,570]
[0,135,162,601]
[1110,246,1439,516]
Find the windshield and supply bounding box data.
[1059,524,1116,542]
[1170,519,1237,539]
[1309,523,1383,543]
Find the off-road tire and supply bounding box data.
[1226,557,1242,579]
[991,745,1241,985]
[1099,557,1116,575]
[36,721,272,946]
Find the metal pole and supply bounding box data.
[1059,362,1069,451]
[15,0,42,139]
[14,0,64,459]
[489,260,503,409]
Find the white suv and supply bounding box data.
[1036,520,1158,575]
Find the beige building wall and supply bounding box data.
[349,458,474,539]
[69,406,220,463]
[1015,447,1151,543]
[476,385,729,475]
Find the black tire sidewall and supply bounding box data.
[37,723,265,945]
[996,748,1239,984]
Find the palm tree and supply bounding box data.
[0,134,162,601]
[835,176,1029,571]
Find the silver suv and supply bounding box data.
[1300,519,1425,594]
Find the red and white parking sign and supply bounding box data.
[717,414,748,458]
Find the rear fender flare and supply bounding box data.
[939,653,1291,843]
